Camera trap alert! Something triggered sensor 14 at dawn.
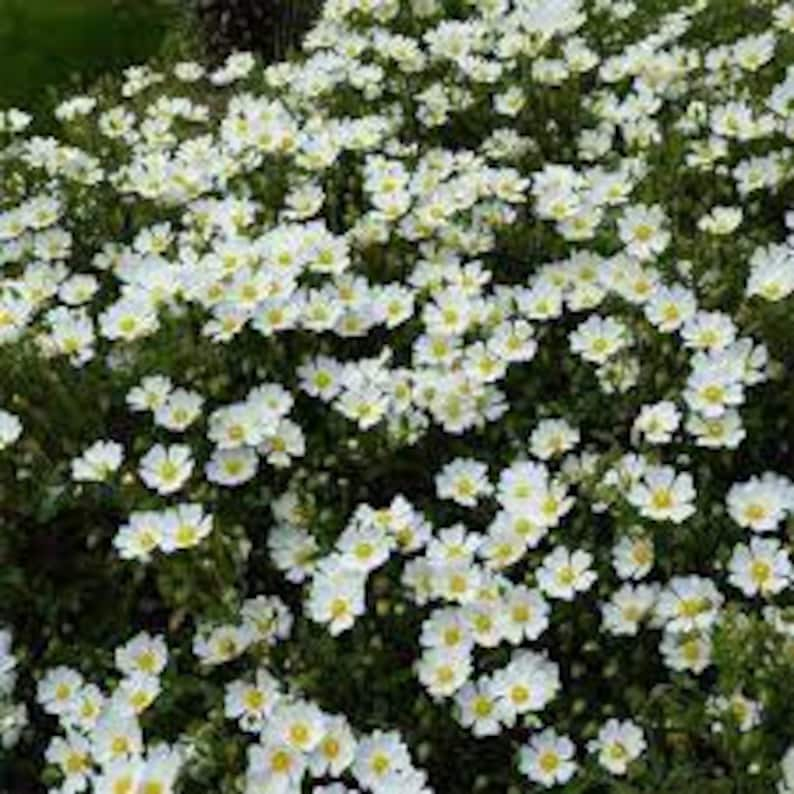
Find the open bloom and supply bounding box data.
[728,537,792,597]
[537,546,597,600]
[588,719,646,775]
[138,444,194,495]
[71,440,124,482]
[519,729,577,787]
[628,465,696,523]
[655,575,724,633]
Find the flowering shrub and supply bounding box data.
[3,0,794,792]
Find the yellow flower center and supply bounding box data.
[65,753,88,774]
[650,488,673,510]
[474,697,493,717]
[744,504,767,522]
[323,737,340,759]
[511,684,529,704]
[330,598,350,619]
[244,689,265,710]
[137,650,157,673]
[371,753,391,776]
[270,749,292,774]
[750,559,771,585]
[539,750,560,773]
[289,723,310,746]
[556,565,576,586]
[111,735,130,755]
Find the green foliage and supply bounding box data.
[0,0,179,122]
[1,0,794,793]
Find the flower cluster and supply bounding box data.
[35,634,181,794]
[3,0,794,790]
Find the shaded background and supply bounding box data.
[0,0,178,112]
[0,0,321,118]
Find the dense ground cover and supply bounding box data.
[1,0,794,793]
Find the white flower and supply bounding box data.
[496,461,550,511]
[684,353,745,418]
[71,440,124,482]
[114,510,165,560]
[618,203,670,260]
[112,673,161,716]
[298,356,344,400]
[269,525,319,584]
[420,608,474,656]
[247,740,307,794]
[727,473,794,532]
[205,447,259,486]
[779,745,794,794]
[656,575,724,633]
[518,729,577,787]
[632,401,681,444]
[709,690,762,733]
[240,595,292,645]
[501,586,550,643]
[138,444,194,495]
[99,298,159,341]
[628,465,696,523]
[259,419,305,468]
[681,311,737,351]
[193,623,253,666]
[537,546,597,601]
[154,388,204,431]
[426,524,483,566]
[115,632,168,677]
[309,715,357,778]
[208,402,276,449]
[266,701,328,753]
[588,718,646,775]
[432,561,484,605]
[93,758,144,794]
[136,746,182,794]
[602,583,658,636]
[0,410,22,450]
[698,205,742,235]
[455,678,509,737]
[436,458,493,507]
[644,285,697,332]
[747,246,794,301]
[612,533,654,580]
[490,651,560,718]
[45,732,92,791]
[37,666,83,716]
[463,599,509,648]
[160,503,214,552]
[478,524,527,570]
[337,523,394,573]
[530,418,580,460]
[307,566,367,635]
[91,708,143,764]
[127,375,172,412]
[660,630,712,674]
[570,314,630,364]
[728,537,792,597]
[686,410,745,449]
[416,647,472,698]
[352,730,412,791]
[64,683,105,731]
